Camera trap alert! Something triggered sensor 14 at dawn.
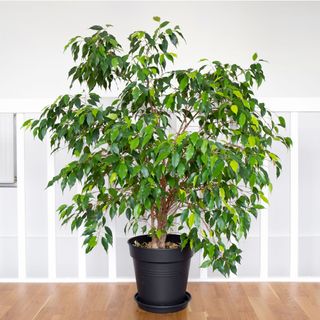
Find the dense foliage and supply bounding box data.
[24,17,292,276]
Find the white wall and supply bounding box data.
[1,1,320,98]
[0,1,320,281]
[0,114,15,183]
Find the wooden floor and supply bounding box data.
[0,283,320,319]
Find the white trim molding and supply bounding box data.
[1,97,320,114]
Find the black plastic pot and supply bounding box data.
[128,234,193,313]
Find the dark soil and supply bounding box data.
[133,240,180,249]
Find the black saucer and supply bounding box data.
[134,292,191,314]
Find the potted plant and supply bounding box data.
[24,17,292,313]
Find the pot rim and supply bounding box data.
[127,234,184,251]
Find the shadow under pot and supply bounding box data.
[128,234,193,314]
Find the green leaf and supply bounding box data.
[230,160,239,173]
[251,115,259,127]
[129,137,140,150]
[86,113,94,125]
[153,16,161,22]
[111,57,119,68]
[188,212,195,228]
[160,21,170,28]
[252,52,258,61]
[190,132,199,145]
[141,166,149,178]
[105,154,119,165]
[101,237,109,252]
[233,90,243,99]
[178,188,186,202]
[248,136,256,147]
[107,113,118,120]
[110,128,119,142]
[176,132,187,145]
[119,201,126,214]
[134,204,142,218]
[201,140,208,154]
[239,113,246,127]
[212,159,224,178]
[90,25,103,31]
[231,105,238,115]
[259,192,269,204]
[186,144,194,162]
[269,152,279,162]
[110,172,117,184]
[133,222,138,234]
[278,116,286,128]
[219,188,225,199]
[179,76,188,91]
[200,260,212,268]
[159,38,168,52]
[117,163,128,180]
[23,119,33,128]
[142,134,152,148]
[177,162,186,177]
[172,152,180,168]
[155,229,163,239]
[155,145,171,165]
[87,236,97,251]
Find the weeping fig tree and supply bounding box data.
[24,17,292,276]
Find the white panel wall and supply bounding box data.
[0,114,15,183]
[24,115,48,277]
[268,112,291,277]
[298,113,320,277]
[0,107,307,281]
[0,188,18,278]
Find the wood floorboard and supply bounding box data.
[0,283,319,319]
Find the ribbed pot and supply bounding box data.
[128,234,193,313]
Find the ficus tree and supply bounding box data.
[24,17,292,276]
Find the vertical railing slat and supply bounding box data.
[260,161,269,279]
[47,139,56,279]
[16,113,26,279]
[77,229,86,279]
[77,183,86,279]
[108,220,117,281]
[290,112,299,279]
[199,249,208,280]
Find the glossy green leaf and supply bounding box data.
[172,152,180,168]
[186,144,194,162]
[230,160,239,173]
[179,76,188,91]
[231,105,238,115]
[118,163,128,180]
[248,136,255,147]
[239,113,246,127]
[129,137,140,150]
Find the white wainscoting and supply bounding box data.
[0,98,319,282]
[0,114,15,184]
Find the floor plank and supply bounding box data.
[0,283,319,319]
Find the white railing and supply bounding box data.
[0,97,319,283]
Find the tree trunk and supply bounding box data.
[158,234,166,249]
[154,209,167,248]
[151,176,168,249]
[150,233,167,249]
[151,236,158,248]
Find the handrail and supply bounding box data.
[1,97,320,113]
